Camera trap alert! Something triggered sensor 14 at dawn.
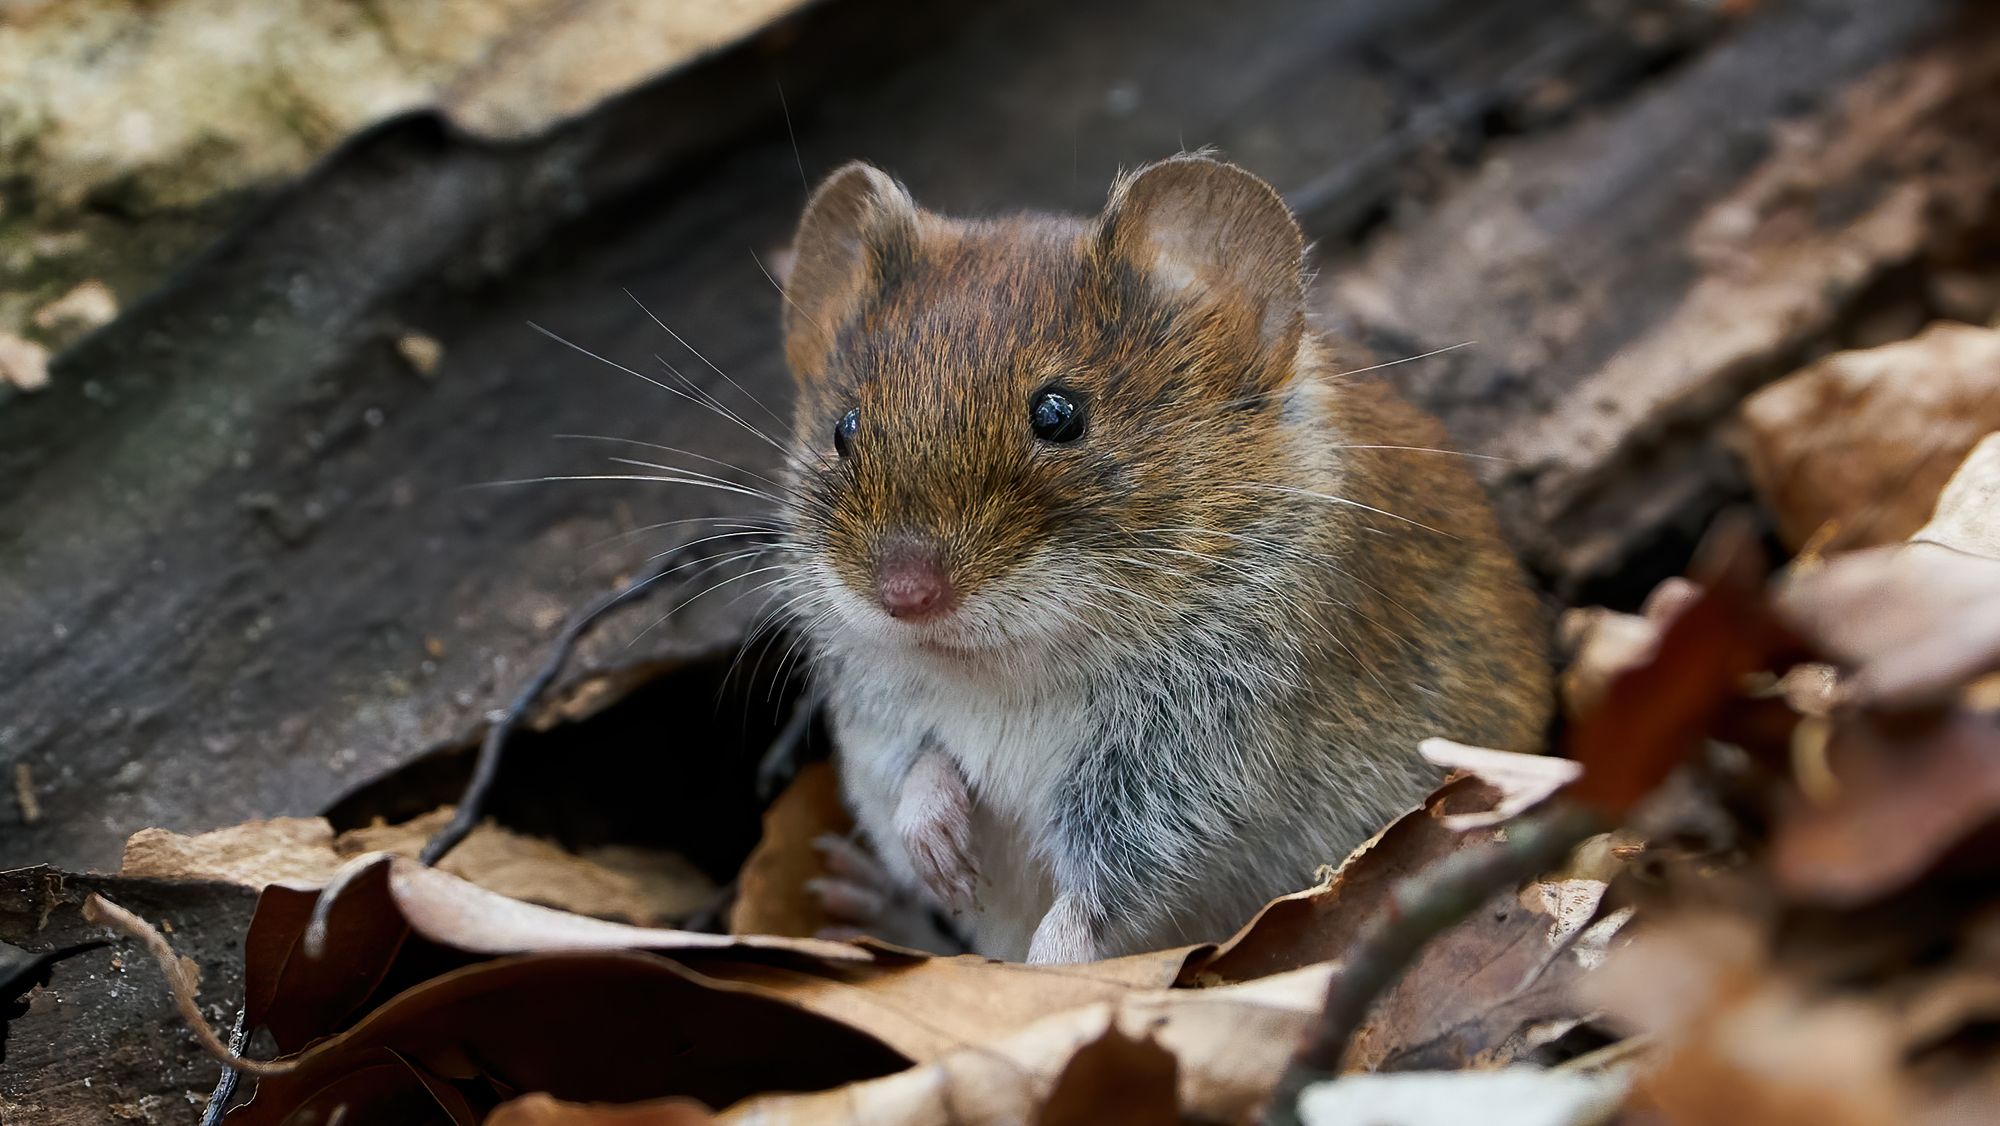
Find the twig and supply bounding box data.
[199,1008,250,1126]
[1263,803,1604,1124]
[420,562,681,866]
[82,894,296,1077]
[756,689,822,800]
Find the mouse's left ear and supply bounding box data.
[1094,155,1305,371]
[784,162,919,382]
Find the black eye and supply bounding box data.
[1030,388,1086,443]
[833,407,859,457]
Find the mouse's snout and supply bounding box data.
[874,538,959,621]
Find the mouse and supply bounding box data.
[771,154,1551,962]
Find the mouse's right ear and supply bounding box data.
[783,162,918,382]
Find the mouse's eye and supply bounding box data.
[1029,388,1086,444]
[833,407,860,457]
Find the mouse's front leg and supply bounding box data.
[1027,726,1223,964]
[896,747,979,912]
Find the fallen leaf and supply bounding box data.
[1419,740,1582,829]
[1297,1066,1629,1126]
[1911,430,2000,560]
[1776,544,2000,710]
[225,951,911,1125]
[1770,708,2000,906]
[121,810,716,926]
[729,762,852,938]
[1180,777,1506,984]
[718,966,1334,1125]
[1588,915,1909,1126]
[1564,517,1785,815]
[1033,1025,1179,1126]
[490,1093,720,1124]
[1737,322,2000,552]
[1345,867,1616,1073]
[691,950,1186,1064]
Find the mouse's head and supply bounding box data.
[778,155,1312,659]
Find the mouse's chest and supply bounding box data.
[909,678,1097,817]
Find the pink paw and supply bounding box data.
[896,752,979,912]
[808,832,966,955]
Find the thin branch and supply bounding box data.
[1263,802,1605,1124]
[420,559,685,866]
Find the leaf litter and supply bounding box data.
[67,371,2000,1120]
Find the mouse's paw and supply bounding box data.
[895,752,979,913]
[809,832,967,955]
[1026,893,1102,965]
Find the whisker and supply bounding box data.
[1230,483,1455,538]
[1329,340,1475,380]
[554,434,791,490]
[471,474,781,505]
[529,321,788,454]
[1330,444,1511,463]
[624,289,791,430]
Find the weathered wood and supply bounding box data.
[0,0,1730,873]
[0,867,258,1125]
[1320,0,1999,599]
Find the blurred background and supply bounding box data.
[3,0,1998,1113]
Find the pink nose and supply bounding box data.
[876,546,958,620]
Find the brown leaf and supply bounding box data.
[122,810,716,927]
[1777,543,2000,711]
[729,761,852,938]
[1033,1026,1179,1126]
[1564,516,1785,815]
[234,855,876,1059]
[692,950,1187,1064]
[717,966,1334,1125]
[1770,709,2000,906]
[1737,322,2000,552]
[225,951,911,1124]
[1179,776,1506,984]
[1911,431,2000,560]
[121,817,346,887]
[1589,915,1908,1126]
[1344,868,1620,1073]
[1419,740,1582,829]
[489,1094,720,1125]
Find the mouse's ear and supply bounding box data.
[783,162,918,382]
[1094,155,1305,371]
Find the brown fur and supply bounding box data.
[778,155,1551,959]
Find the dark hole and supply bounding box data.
[323,643,817,886]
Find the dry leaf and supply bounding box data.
[1419,740,1582,829]
[1911,431,2000,559]
[122,810,715,926]
[1180,776,1507,984]
[1033,1025,1179,1126]
[730,762,852,938]
[1297,1066,1629,1126]
[1770,709,2000,906]
[225,950,911,1125]
[1738,322,2000,552]
[1588,916,1908,1126]
[698,950,1190,1065]
[490,1094,721,1124]
[1563,518,1785,815]
[1776,543,2000,710]
[1345,867,1615,1073]
[122,817,347,887]
[718,966,1334,1125]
